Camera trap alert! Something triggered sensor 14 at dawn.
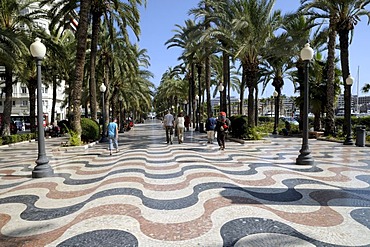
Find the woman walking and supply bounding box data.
[175,112,185,144]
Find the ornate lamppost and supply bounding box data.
[30,38,53,178]
[183,99,188,114]
[344,74,354,145]
[218,83,224,112]
[296,43,314,165]
[195,95,199,131]
[100,83,108,142]
[273,90,278,135]
[237,98,241,115]
[119,95,124,133]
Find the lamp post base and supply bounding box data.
[296,148,314,165]
[343,136,354,145]
[272,130,277,135]
[32,158,53,178]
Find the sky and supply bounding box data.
[136,0,370,98]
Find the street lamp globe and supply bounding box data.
[195,95,199,101]
[300,43,314,61]
[344,74,354,145]
[99,83,107,142]
[218,84,224,92]
[30,38,46,59]
[273,91,278,97]
[346,74,354,86]
[183,99,188,105]
[100,83,106,93]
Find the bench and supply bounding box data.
[309,131,325,139]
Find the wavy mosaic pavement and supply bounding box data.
[0,121,369,247]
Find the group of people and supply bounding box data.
[206,111,230,150]
[163,110,185,144]
[106,110,231,155]
[163,110,230,150]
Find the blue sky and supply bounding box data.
[137,0,370,98]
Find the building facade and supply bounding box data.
[0,2,79,128]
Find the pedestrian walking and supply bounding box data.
[107,118,119,155]
[215,112,230,150]
[163,110,175,144]
[184,115,190,132]
[175,112,185,144]
[205,113,217,144]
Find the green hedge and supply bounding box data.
[229,115,262,140]
[81,118,100,143]
[1,133,36,145]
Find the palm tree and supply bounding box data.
[300,0,370,135]
[260,33,296,128]
[0,0,35,136]
[190,0,222,117]
[192,0,235,116]
[166,19,201,125]
[231,0,281,128]
[89,0,145,121]
[69,0,91,140]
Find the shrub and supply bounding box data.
[68,129,82,146]
[230,115,248,139]
[258,116,274,123]
[229,115,263,140]
[2,135,17,144]
[58,120,70,134]
[81,118,100,143]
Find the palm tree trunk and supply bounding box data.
[240,63,247,118]
[339,29,351,135]
[254,87,258,125]
[89,10,101,121]
[197,63,202,124]
[191,63,196,126]
[51,74,57,125]
[245,61,258,128]
[296,59,305,131]
[227,58,231,117]
[27,80,37,133]
[71,0,91,138]
[222,51,229,113]
[325,24,337,136]
[1,66,13,136]
[205,55,211,116]
[104,61,111,127]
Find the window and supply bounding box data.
[21,87,27,94]
[42,87,48,94]
[0,101,2,106]
[12,101,15,106]
[21,101,28,106]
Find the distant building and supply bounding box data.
[0,3,79,126]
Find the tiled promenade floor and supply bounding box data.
[0,121,369,247]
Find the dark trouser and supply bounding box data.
[217,131,226,148]
[165,126,173,143]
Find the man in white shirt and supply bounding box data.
[163,110,174,144]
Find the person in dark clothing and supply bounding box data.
[184,115,190,132]
[205,114,217,144]
[215,112,230,150]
